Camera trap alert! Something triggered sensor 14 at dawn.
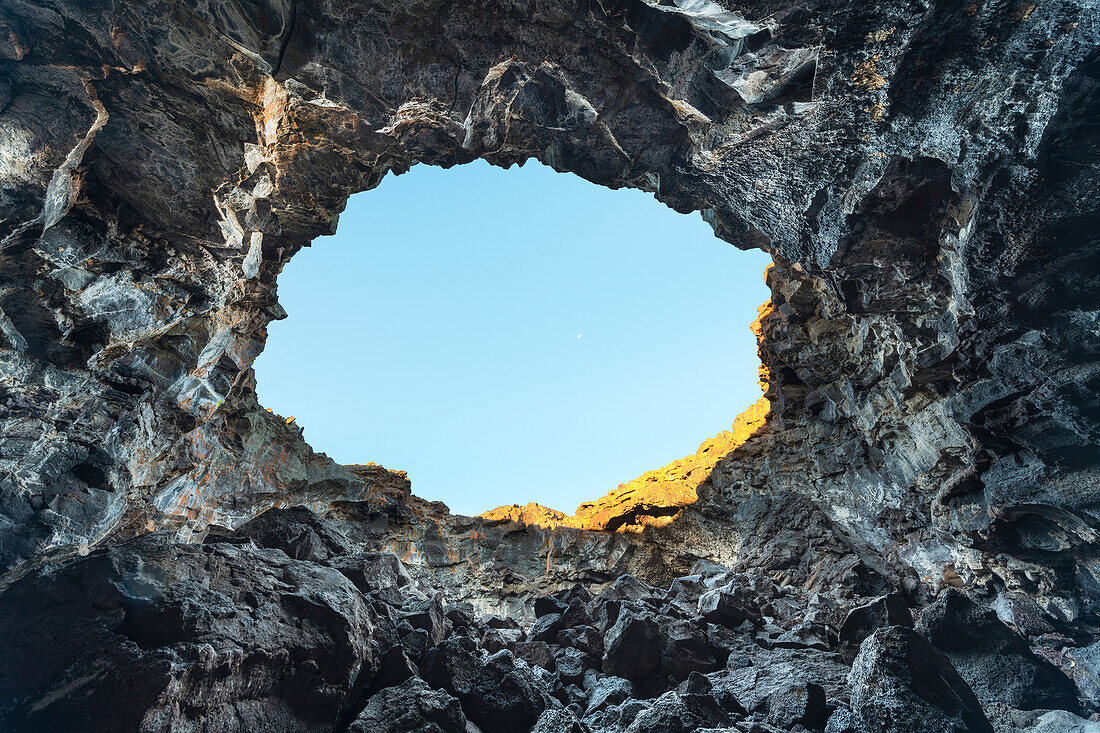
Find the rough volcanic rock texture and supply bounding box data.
[0,0,1099,726]
[5,513,1100,732]
[0,531,380,732]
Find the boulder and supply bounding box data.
[480,614,522,631]
[666,574,707,603]
[838,592,911,652]
[536,594,567,617]
[529,612,566,642]
[990,708,1100,733]
[765,682,828,730]
[680,670,713,695]
[991,592,1057,638]
[400,626,433,662]
[718,644,848,715]
[766,621,833,652]
[348,677,466,733]
[600,575,662,605]
[421,635,482,698]
[537,585,592,617]
[482,625,524,654]
[1067,641,1100,709]
[584,676,634,716]
[824,705,860,733]
[372,645,419,690]
[585,700,651,732]
[915,590,1079,712]
[602,607,661,679]
[556,646,590,685]
[402,593,452,646]
[531,707,589,733]
[593,599,623,634]
[479,613,524,653]
[557,624,604,660]
[327,551,417,594]
[659,618,718,679]
[513,641,556,672]
[849,626,993,733]
[213,506,357,560]
[622,690,732,733]
[444,601,476,631]
[464,650,548,733]
[561,599,594,628]
[0,535,376,733]
[564,684,588,708]
[705,622,742,667]
[698,582,762,629]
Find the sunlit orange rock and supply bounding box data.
[478,502,571,528]
[479,396,770,533]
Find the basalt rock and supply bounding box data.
[207,504,357,560]
[0,0,1099,729]
[622,690,733,733]
[1,514,1095,732]
[698,580,764,629]
[0,532,379,733]
[914,589,1081,713]
[838,592,912,657]
[347,677,467,733]
[849,626,994,733]
[718,642,851,720]
[765,682,829,730]
[464,650,551,733]
[602,606,661,680]
[532,707,589,733]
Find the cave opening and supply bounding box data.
[255,159,771,516]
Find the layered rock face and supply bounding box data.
[1,0,1099,730]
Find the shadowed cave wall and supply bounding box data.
[3,1,1100,730]
[0,0,1098,637]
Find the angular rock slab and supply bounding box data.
[0,534,377,733]
[849,626,993,733]
[915,590,1080,713]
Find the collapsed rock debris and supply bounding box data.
[0,0,1098,730]
[1,508,1096,732]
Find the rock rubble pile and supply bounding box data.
[2,508,1097,733]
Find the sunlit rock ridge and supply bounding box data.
[0,0,1098,731]
[479,396,771,533]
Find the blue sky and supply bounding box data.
[255,159,771,516]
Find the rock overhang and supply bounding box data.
[0,0,1096,630]
[2,1,1100,730]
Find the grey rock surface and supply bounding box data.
[915,589,1081,713]
[0,531,379,732]
[347,677,467,733]
[0,0,1094,626]
[0,0,1098,729]
[3,505,1090,732]
[849,626,993,733]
